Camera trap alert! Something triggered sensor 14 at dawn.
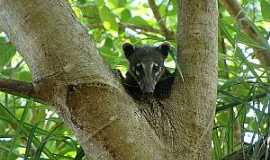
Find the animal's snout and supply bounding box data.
[143,84,155,93]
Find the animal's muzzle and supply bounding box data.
[143,85,155,93]
[140,80,156,93]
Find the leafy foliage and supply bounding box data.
[0,0,269,159]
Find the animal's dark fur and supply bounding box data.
[119,43,175,100]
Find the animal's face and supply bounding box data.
[123,43,170,93]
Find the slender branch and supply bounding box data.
[86,21,162,35]
[220,0,270,66]
[219,12,229,78]
[216,92,268,112]
[87,22,165,40]
[0,78,45,103]
[147,0,175,40]
[120,22,160,34]
[222,135,269,160]
[84,14,160,33]
[14,59,24,69]
[84,13,175,40]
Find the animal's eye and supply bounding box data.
[135,63,143,70]
[136,63,142,67]
[135,63,143,76]
[135,70,140,76]
[153,64,160,72]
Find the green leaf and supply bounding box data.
[109,0,126,8]
[74,146,85,160]
[96,0,104,6]
[0,37,16,71]
[99,6,118,31]
[77,0,86,4]
[104,37,113,49]
[16,71,32,82]
[121,9,131,22]
[78,3,101,25]
[261,0,270,20]
[34,123,63,160]
[24,125,37,159]
[79,3,99,17]
[127,16,149,27]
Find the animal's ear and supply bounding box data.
[122,43,134,58]
[157,43,170,58]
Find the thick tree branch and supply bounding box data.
[148,0,175,40]
[0,1,166,159]
[0,78,46,103]
[169,0,218,159]
[220,0,270,66]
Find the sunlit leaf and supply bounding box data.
[0,37,16,71]
[261,0,270,20]
[99,6,118,31]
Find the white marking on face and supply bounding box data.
[135,70,140,76]
[153,63,161,77]
[154,71,159,76]
[135,63,142,76]
[150,63,154,71]
[141,63,145,70]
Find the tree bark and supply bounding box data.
[0,0,218,159]
[0,1,165,159]
[172,0,218,159]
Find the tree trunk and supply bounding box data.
[0,0,218,159]
[172,0,218,159]
[0,1,165,159]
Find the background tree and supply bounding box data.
[0,0,269,160]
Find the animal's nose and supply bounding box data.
[143,85,155,93]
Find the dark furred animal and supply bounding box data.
[121,43,175,100]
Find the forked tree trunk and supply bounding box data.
[0,0,218,159]
[169,0,218,159]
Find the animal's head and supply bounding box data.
[123,43,170,93]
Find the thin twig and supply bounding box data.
[121,22,160,34]
[147,0,175,40]
[216,92,268,112]
[87,21,162,35]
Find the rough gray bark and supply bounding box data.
[172,0,218,159]
[0,0,218,159]
[0,1,165,160]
